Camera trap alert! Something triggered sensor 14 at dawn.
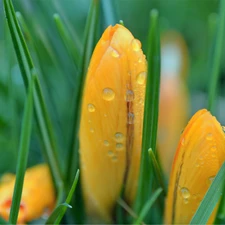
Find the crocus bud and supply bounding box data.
[165,109,225,224]
[158,31,189,176]
[79,24,147,221]
[0,164,55,224]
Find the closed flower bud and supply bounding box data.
[165,109,225,224]
[79,24,147,221]
[158,31,189,177]
[0,164,55,224]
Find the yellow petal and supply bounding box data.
[165,109,225,224]
[0,164,55,223]
[79,24,147,221]
[158,31,189,176]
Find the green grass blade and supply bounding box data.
[53,13,80,67]
[54,170,80,225]
[3,0,64,201]
[190,162,225,225]
[9,72,35,224]
[101,0,117,27]
[45,203,72,225]
[148,148,167,194]
[134,188,163,225]
[66,0,99,186]
[207,0,225,113]
[0,217,9,224]
[135,9,161,217]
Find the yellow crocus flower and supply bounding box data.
[0,164,55,224]
[158,30,189,177]
[165,109,225,224]
[79,24,147,221]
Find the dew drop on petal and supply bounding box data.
[128,112,135,124]
[116,143,123,150]
[90,128,94,133]
[111,155,118,162]
[104,140,109,146]
[125,90,134,102]
[208,176,215,185]
[87,104,95,112]
[111,49,120,58]
[131,39,141,52]
[107,150,113,156]
[136,71,147,85]
[206,133,213,141]
[181,187,190,199]
[102,88,115,101]
[114,132,124,141]
[211,146,217,152]
[181,138,185,146]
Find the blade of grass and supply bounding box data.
[53,13,80,67]
[207,0,225,113]
[134,9,161,218]
[134,188,163,225]
[9,72,35,224]
[65,1,100,222]
[190,162,225,225]
[45,203,72,225]
[3,0,64,202]
[0,217,8,224]
[54,170,80,224]
[148,149,166,194]
[101,0,117,28]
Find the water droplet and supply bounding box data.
[104,114,107,117]
[181,138,185,146]
[128,112,135,124]
[195,163,200,167]
[211,146,217,152]
[116,143,123,150]
[181,187,190,199]
[111,49,120,58]
[90,128,94,133]
[88,120,91,123]
[104,140,109,146]
[102,88,115,101]
[115,132,124,141]
[222,126,225,133]
[131,39,141,52]
[87,104,95,112]
[136,71,147,85]
[206,133,213,141]
[107,150,113,156]
[125,90,134,102]
[183,198,189,204]
[112,155,118,162]
[208,176,215,185]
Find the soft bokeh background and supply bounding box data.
[0,0,224,177]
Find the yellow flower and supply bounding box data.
[79,24,147,221]
[0,164,55,224]
[158,30,189,176]
[165,109,225,224]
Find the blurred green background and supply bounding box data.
[0,0,224,176]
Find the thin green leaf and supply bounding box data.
[53,13,80,67]
[9,72,35,224]
[101,0,117,28]
[54,170,80,225]
[135,9,161,218]
[207,0,225,112]
[3,0,64,202]
[0,217,9,224]
[45,203,72,225]
[148,149,167,194]
[134,188,163,225]
[190,162,225,225]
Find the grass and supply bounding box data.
[1,0,225,224]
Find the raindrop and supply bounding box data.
[107,150,113,156]
[111,155,118,162]
[115,132,124,141]
[211,146,217,152]
[181,187,190,199]
[116,143,123,150]
[183,198,189,204]
[87,104,95,112]
[208,176,215,185]
[206,133,213,141]
[102,88,115,101]
[111,49,120,58]
[136,71,147,85]
[128,112,135,124]
[181,138,185,146]
[104,140,109,146]
[131,39,141,52]
[90,128,94,133]
[125,90,134,102]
